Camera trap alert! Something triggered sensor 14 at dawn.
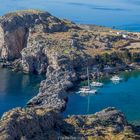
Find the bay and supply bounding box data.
[64,70,140,124]
[0,68,43,116]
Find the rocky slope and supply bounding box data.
[64,108,140,140]
[0,107,139,140]
[0,10,77,60]
[0,10,140,140]
[0,107,61,140]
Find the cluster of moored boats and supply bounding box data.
[78,70,122,95]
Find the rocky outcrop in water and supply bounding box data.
[27,56,77,111]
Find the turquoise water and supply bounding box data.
[64,70,140,124]
[0,0,140,31]
[0,68,43,116]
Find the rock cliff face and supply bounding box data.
[0,10,140,140]
[27,56,77,111]
[0,107,62,140]
[0,10,77,60]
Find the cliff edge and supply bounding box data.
[0,10,78,60]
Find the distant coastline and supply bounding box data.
[1,0,140,32]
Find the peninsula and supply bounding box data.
[0,10,140,140]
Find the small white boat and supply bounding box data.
[78,87,97,94]
[90,81,103,87]
[111,75,122,81]
[79,86,90,91]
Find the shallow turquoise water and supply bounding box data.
[0,68,43,116]
[64,70,140,124]
[0,0,140,31]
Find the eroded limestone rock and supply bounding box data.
[0,107,62,140]
[0,107,139,140]
[0,10,78,60]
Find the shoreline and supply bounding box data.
[0,10,140,139]
[79,23,140,33]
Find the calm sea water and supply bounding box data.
[64,70,140,124]
[0,0,140,31]
[0,68,43,116]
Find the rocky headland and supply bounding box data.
[0,10,140,140]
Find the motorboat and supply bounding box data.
[90,81,103,87]
[80,86,90,91]
[111,75,122,82]
[78,86,97,94]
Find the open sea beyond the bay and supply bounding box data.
[0,0,140,31]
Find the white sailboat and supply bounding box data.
[78,67,97,94]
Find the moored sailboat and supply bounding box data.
[78,67,97,94]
